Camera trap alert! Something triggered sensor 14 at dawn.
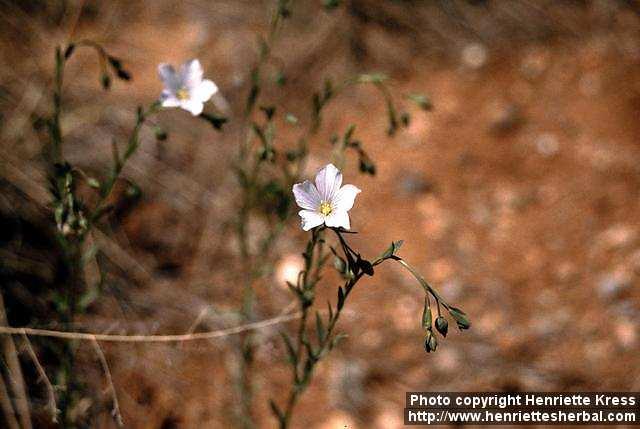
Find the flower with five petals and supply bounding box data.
[158,59,217,116]
[292,163,361,231]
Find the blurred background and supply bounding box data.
[1,0,640,427]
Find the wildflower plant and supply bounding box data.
[268,164,470,428]
[19,1,469,428]
[38,40,226,426]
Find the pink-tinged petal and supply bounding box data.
[180,59,204,89]
[324,210,350,229]
[299,210,324,231]
[160,90,180,107]
[293,180,321,210]
[315,163,342,201]
[180,98,204,116]
[332,184,361,212]
[158,63,179,90]
[193,79,218,103]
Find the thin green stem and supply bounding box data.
[393,258,451,310]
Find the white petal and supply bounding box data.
[315,163,342,201]
[292,180,322,210]
[160,90,180,107]
[193,79,218,103]
[299,210,324,231]
[332,184,361,212]
[180,59,204,89]
[180,98,204,116]
[324,210,350,230]
[158,63,180,91]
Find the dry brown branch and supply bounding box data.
[90,338,124,428]
[0,292,33,429]
[20,335,59,423]
[0,311,302,343]
[0,371,20,429]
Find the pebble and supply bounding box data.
[461,43,488,69]
[534,133,560,157]
[597,270,632,299]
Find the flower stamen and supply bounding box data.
[176,87,189,100]
[319,201,332,216]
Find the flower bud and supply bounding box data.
[424,331,437,353]
[435,316,448,337]
[449,307,471,330]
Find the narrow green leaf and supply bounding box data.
[323,0,341,10]
[260,105,276,120]
[380,240,404,260]
[408,93,433,111]
[315,312,325,343]
[285,113,298,124]
[269,399,285,422]
[280,331,297,365]
[111,139,121,171]
[63,44,75,59]
[81,244,99,267]
[86,177,101,189]
[337,286,345,310]
[200,112,227,130]
[357,73,387,84]
[330,333,348,350]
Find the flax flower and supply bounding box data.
[293,164,361,231]
[158,59,217,116]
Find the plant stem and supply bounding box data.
[279,228,375,428]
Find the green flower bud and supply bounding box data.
[435,316,448,337]
[424,331,438,353]
[449,307,471,330]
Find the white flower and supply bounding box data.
[293,163,361,231]
[158,59,218,116]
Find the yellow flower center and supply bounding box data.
[319,201,332,216]
[176,87,190,100]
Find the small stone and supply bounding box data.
[461,43,488,69]
[534,133,559,157]
[597,270,632,298]
[397,172,435,196]
[614,319,637,349]
[275,254,304,287]
[520,48,549,79]
[598,224,637,250]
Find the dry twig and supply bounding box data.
[0,371,20,429]
[20,334,59,423]
[0,292,33,429]
[0,311,302,343]
[90,338,124,427]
